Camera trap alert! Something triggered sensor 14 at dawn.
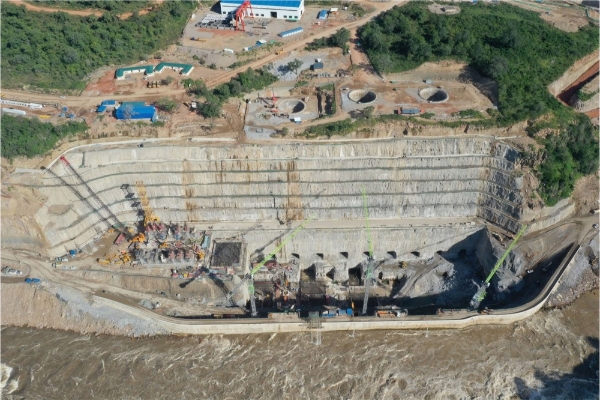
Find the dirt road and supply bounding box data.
[1,0,400,107]
[204,1,400,88]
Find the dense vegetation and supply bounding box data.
[27,0,151,13]
[533,115,598,205]
[359,2,598,125]
[306,28,351,53]
[2,1,195,91]
[1,115,88,160]
[357,2,598,206]
[183,68,278,118]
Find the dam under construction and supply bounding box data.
[1,136,595,324]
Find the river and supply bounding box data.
[1,291,598,400]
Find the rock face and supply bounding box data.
[5,137,526,259]
[546,233,599,308]
[475,229,526,301]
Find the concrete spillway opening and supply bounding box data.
[278,99,305,113]
[348,89,377,104]
[419,87,449,103]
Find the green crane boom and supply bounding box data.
[226,218,313,306]
[470,224,528,308]
[362,187,374,316]
[250,217,313,276]
[483,224,528,285]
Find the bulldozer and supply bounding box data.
[275,49,284,55]
[130,233,146,243]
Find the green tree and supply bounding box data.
[199,95,222,118]
[155,97,177,113]
[287,58,303,75]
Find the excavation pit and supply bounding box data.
[278,99,306,114]
[211,241,243,268]
[419,87,449,103]
[348,90,377,104]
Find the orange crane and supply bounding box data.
[235,0,254,32]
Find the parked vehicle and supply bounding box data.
[25,278,41,284]
[55,257,68,262]
[52,262,63,268]
[2,267,22,276]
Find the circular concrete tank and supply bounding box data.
[419,88,449,103]
[278,99,306,114]
[348,89,377,104]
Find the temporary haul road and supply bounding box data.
[0,0,402,108]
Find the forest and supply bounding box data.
[184,68,278,118]
[358,2,599,205]
[2,1,195,91]
[27,0,152,13]
[1,115,88,160]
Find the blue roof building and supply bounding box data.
[115,105,156,120]
[220,0,305,21]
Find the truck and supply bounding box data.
[376,309,407,318]
[25,278,41,284]
[2,267,22,276]
[399,107,422,115]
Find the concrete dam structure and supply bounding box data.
[25,137,523,265]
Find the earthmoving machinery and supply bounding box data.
[226,218,313,317]
[469,225,528,310]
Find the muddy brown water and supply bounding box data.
[1,292,598,400]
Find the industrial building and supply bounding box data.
[115,102,157,120]
[220,0,305,20]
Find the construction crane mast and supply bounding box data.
[361,187,375,316]
[469,225,528,310]
[43,167,113,231]
[226,218,312,316]
[234,0,254,32]
[135,181,160,227]
[58,156,128,235]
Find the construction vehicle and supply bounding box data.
[275,49,284,55]
[234,0,254,32]
[376,310,406,318]
[130,233,146,243]
[469,225,528,310]
[226,218,313,316]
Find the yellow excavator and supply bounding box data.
[130,233,146,243]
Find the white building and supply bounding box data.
[220,0,305,20]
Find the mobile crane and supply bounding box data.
[469,225,528,310]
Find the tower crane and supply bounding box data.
[469,224,528,310]
[226,218,312,316]
[48,157,132,240]
[361,187,375,316]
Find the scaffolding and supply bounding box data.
[307,311,322,346]
[136,181,160,227]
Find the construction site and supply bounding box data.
[1,0,599,335]
[1,130,596,326]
